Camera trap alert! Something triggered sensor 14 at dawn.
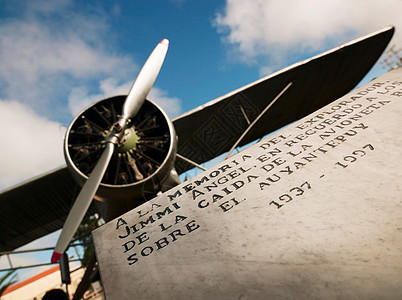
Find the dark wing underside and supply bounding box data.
[0,167,98,252]
[0,26,394,253]
[173,26,394,173]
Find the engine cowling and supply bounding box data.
[64,95,177,204]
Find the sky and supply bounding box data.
[1,0,402,283]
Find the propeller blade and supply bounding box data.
[51,39,169,263]
[51,142,115,263]
[122,39,169,119]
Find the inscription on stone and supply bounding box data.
[93,68,402,299]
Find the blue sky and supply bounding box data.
[1,0,402,282]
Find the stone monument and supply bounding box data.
[93,67,402,299]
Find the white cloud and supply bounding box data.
[0,1,183,189]
[0,100,64,188]
[148,87,182,118]
[0,16,133,117]
[258,65,275,77]
[214,0,402,70]
[68,78,182,118]
[24,0,73,15]
[68,77,132,116]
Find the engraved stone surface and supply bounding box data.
[93,67,402,299]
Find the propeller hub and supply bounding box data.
[118,127,140,153]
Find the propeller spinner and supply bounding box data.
[51,39,169,263]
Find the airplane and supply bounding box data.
[0,25,394,280]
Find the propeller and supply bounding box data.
[51,39,169,263]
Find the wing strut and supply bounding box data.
[176,153,207,171]
[223,81,293,160]
[240,106,251,125]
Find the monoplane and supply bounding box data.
[0,27,394,278]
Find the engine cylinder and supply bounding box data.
[64,96,177,204]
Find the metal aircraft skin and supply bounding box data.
[0,26,395,258]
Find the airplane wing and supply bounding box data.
[173,26,394,173]
[0,167,99,252]
[0,26,394,253]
